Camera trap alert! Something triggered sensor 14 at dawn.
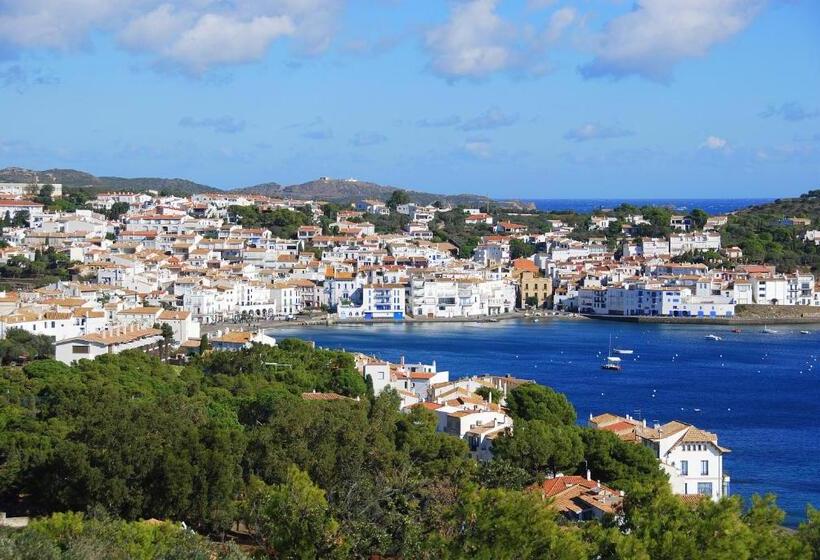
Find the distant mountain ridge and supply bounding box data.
[0,166,533,209]
[0,167,220,195]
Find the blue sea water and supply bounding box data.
[527,198,773,215]
[271,319,820,526]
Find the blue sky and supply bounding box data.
[0,0,818,198]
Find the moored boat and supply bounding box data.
[705,334,722,341]
[601,336,622,371]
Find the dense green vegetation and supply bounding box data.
[0,248,74,288]
[0,512,248,560]
[722,191,819,272]
[1,343,819,558]
[0,328,54,365]
[227,206,312,239]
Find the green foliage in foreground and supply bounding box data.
[0,328,54,365]
[1,343,819,559]
[0,512,248,560]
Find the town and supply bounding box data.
[1,181,819,367]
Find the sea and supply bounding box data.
[270,319,820,526]
[526,198,773,215]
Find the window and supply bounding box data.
[697,482,713,496]
[701,460,709,476]
[72,345,90,354]
[680,460,688,476]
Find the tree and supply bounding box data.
[578,428,666,488]
[505,383,576,425]
[525,296,539,308]
[106,201,130,221]
[386,190,410,210]
[34,184,54,206]
[242,466,345,559]
[439,487,590,559]
[156,323,174,359]
[510,239,536,260]
[11,210,30,228]
[475,386,502,404]
[688,208,709,229]
[476,459,532,490]
[0,328,54,364]
[798,505,820,556]
[199,333,210,354]
[493,421,583,477]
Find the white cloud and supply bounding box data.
[166,13,295,72]
[701,135,729,150]
[544,7,577,42]
[463,138,493,159]
[581,0,765,81]
[564,122,634,142]
[459,107,519,131]
[0,0,345,73]
[425,0,516,79]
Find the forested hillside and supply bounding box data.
[722,190,820,271]
[2,342,819,558]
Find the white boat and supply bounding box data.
[613,348,634,355]
[601,335,622,371]
[800,330,811,335]
[762,326,778,334]
[705,334,722,341]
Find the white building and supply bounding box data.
[408,276,515,318]
[361,357,448,400]
[338,284,406,320]
[0,182,62,198]
[669,232,721,256]
[579,284,735,318]
[590,413,730,501]
[55,327,163,364]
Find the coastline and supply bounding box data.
[200,311,589,333]
[582,315,820,326]
[200,307,820,333]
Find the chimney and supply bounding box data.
[586,469,592,481]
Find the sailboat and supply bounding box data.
[601,335,622,371]
[762,325,778,334]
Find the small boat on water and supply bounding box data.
[705,334,722,341]
[800,330,811,335]
[731,328,742,333]
[601,336,622,371]
[762,325,778,334]
[614,348,634,355]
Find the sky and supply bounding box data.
[0,0,818,198]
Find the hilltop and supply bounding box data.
[236,176,532,209]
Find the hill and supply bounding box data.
[0,167,220,195]
[721,189,819,272]
[1,167,533,208]
[733,189,820,220]
[236,176,534,209]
